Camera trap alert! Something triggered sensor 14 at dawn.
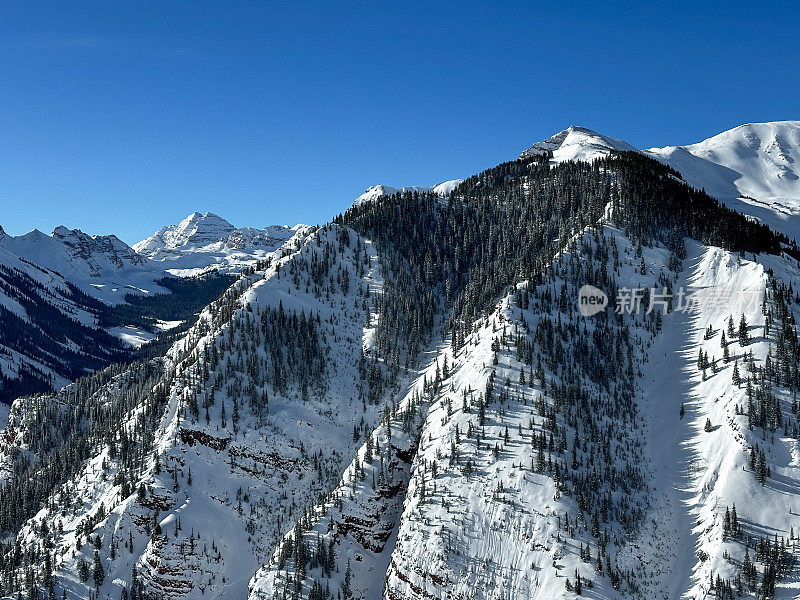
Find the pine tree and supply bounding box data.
[739,314,749,346]
[92,550,104,589]
[723,506,731,536]
[757,450,767,485]
[342,558,352,599]
[77,559,89,583]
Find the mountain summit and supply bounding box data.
[133,211,237,257]
[519,125,638,162]
[134,211,306,273]
[521,121,800,241]
[648,121,800,235]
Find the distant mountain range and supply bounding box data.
[133,211,305,274]
[0,212,307,402]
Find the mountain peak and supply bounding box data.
[520,125,638,162]
[51,225,76,237]
[175,210,235,231]
[133,212,301,269]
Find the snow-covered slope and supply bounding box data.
[250,217,800,600]
[353,180,463,207]
[133,212,305,275]
[519,121,800,241]
[0,225,168,305]
[648,122,800,240]
[0,241,131,404]
[0,223,414,599]
[520,125,639,163]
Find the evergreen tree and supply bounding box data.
[739,314,749,346]
[92,550,104,588]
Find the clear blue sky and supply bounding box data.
[0,1,797,244]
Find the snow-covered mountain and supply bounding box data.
[353,179,463,207]
[520,125,639,163]
[0,238,132,404]
[0,224,162,402]
[2,122,800,600]
[648,121,800,240]
[133,211,305,274]
[521,121,800,241]
[0,213,299,405]
[0,225,166,305]
[0,223,390,599]
[252,220,800,600]
[247,152,800,600]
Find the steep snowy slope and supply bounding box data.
[247,152,800,600]
[648,122,800,241]
[519,121,800,242]
[249,220,662,600]
[0,225,168,305]
[134,212,304,275]
[632,241,800,600]
[0,222,419,599]
[353,180,463,207]
[250,220,800,600]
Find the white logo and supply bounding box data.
[578,285,608,316]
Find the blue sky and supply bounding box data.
[0,1,797,244]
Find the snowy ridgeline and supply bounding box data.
[521,122,800,242]
[0,223,410,600]
[250,223,800,600]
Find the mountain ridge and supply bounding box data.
[518,121,800,241]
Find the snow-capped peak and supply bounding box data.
[519,121,800,241]
[134,211,237,256]
[353,179,463,207]
[646,121,800,240]
[0,224,146,277]
[51,225,143,265]
[519,125,638,163]
[133,211,305,273]
[647,121,800,203]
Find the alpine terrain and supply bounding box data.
[1,121,800,600]
[0,213,303,404]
